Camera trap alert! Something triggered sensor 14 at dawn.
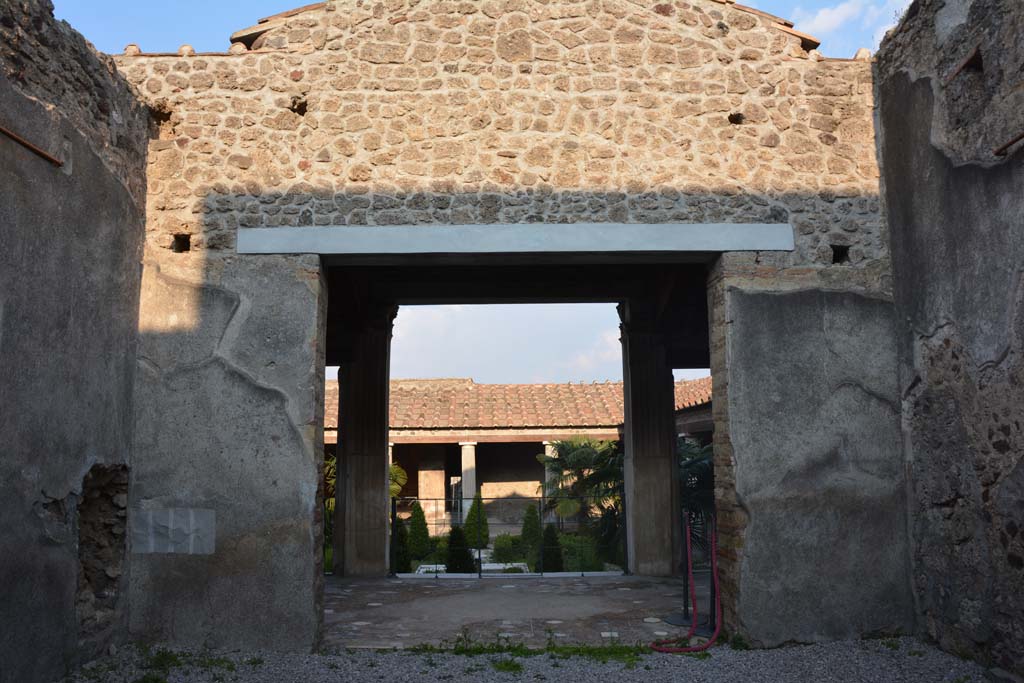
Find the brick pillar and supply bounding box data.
[460,441,477,521]
[333,306,395,576]
[620,304,680,576]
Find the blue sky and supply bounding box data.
[49,0,904,383]
[53,0,910,59]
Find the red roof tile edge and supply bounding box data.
[323,377,712,430]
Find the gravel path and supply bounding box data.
[68,636,986,683]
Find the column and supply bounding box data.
[333,305,395,576]
[459,441,477,522]
[620,305,680,576]
[541,440,558,522]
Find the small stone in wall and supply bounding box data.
[228,154,253,169]
[496,29,532,61]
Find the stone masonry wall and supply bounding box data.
[112,0,898,648]
[0,1,149,681]
[115,0,883,267]
[875,0,1024,676]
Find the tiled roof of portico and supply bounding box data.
[323,377,711,430]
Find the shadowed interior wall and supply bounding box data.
[875,0,1024,674]
[0,1,149,681]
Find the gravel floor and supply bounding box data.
[67,636,987,683]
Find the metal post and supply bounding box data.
[538,492,545,576]
[476,497,483,578]
[708,511,717,630]
[388,497,397,577]
[578,496,584,577]
[682,509,690,619]
[620,487,629,575]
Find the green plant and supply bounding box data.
[490,657,523,673]
[425,534,449,563]
[537,523,564,572]
[245,657,265,666]
[492,533,523,563]
[390,463,408,498]
[558,533,602,571]
[324,454,405,498]
[411,632,649,667]
[196,654,235,671]
[679,437,714,560]
[143,648,183,673]
[538,438,624,564]
[729,633,750,650]
[539,439,623,520]
[520,504,541,562]
[392,517,412,573]
[408,502,431,560]
[463,494,490,549]
[446,526,476,573]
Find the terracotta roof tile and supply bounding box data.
[324,377,711,430]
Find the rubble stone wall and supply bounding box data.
[0,1,149,681]
[875,0,1024,675]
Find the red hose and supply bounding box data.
[650,514,722,653]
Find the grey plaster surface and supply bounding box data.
[129,255,325,653]
[0,69,145,682]
[321,575,709,649]
[876,66,1024,673]
[237,222,795,258]
[727,289,913,646]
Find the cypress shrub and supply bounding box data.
[408,501,431,560]
[559,533,603,572]
[392,518,412,573]
[537,523,564,572]
[520,504,541,559]
[445,526,476,573]
[463,493,490,549]
[492,533,523,563]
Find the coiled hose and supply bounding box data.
[650,513,722,653]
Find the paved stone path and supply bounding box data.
[322,574,711,650]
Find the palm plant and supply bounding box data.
[538,438,623,520]
[678,437,714,561]
[537,438,624,563]
[323,452,407,499]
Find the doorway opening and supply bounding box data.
[321,262,712,583]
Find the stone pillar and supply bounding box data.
[460,441,478,521]
[334,306,395,576]
[542,440,558,522]
[620,305,680,576]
